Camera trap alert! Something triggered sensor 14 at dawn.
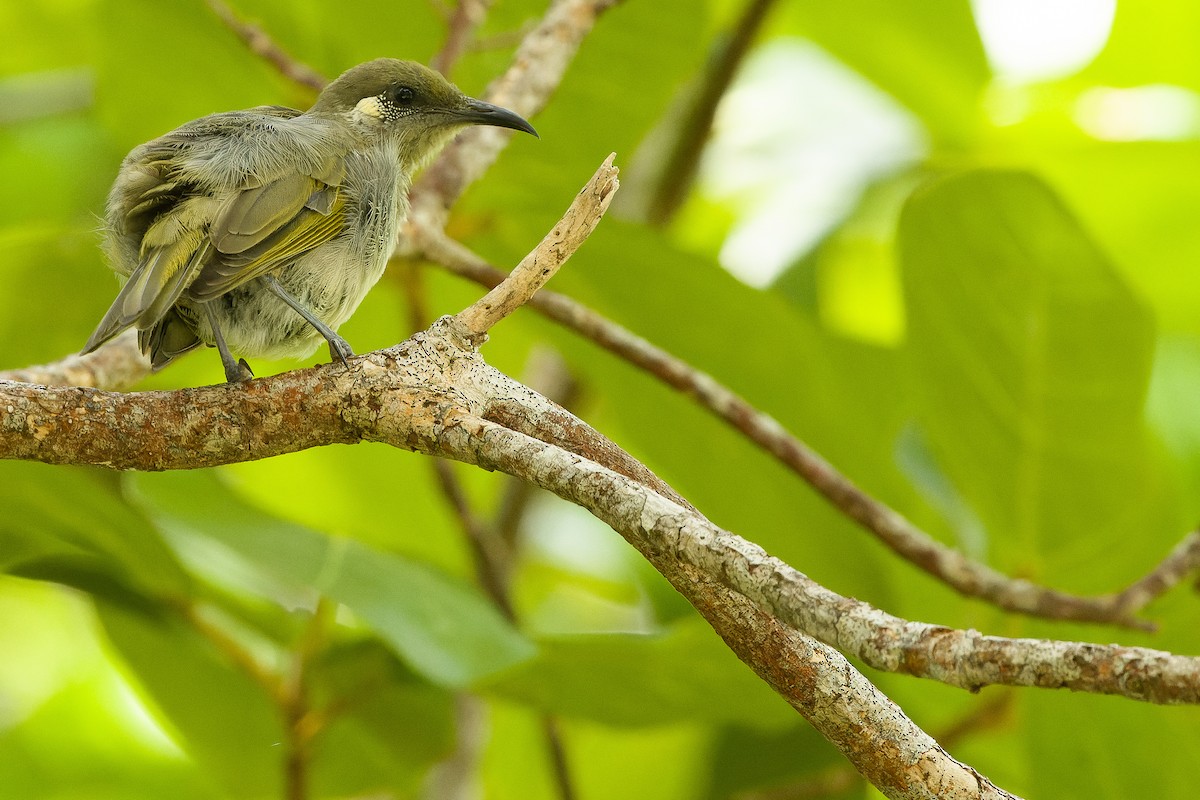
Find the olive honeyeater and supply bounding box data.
[83,58,536,382]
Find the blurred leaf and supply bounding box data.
[1030,141,1200,338]
[7,554,162,616]
[777,0,988,145]
[127,470,535,687]
[1147,336,1200,518]
[307,640,458,797]
[1026,690,1200,798]
[97,601,284,799]
[0,462,189,596]
[226,0,445,79]
[482,701,708,800]
[484,621,793,729]
[1084,1,1200,90]
[0,675,223,800]
[898,169,1180,585]
[93,0,304,148]
[0,225,115,370]
[702,723,847,800]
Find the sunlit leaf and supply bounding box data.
[127,470,535,687]
[899,169,1181,586]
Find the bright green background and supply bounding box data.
[3,1,1200,798]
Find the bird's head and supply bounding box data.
[309,58,536,164]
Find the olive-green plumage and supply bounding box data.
[84,58,536,381]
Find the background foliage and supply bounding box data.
[2,1,1199,798]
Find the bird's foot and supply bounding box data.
[225,358,255,383]
[327,336,354,367]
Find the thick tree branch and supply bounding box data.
[416,238,1199,630]
[449,415,1200,705]
[0,330,149,390]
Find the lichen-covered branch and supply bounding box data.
[453,154,618,339]
[418,238,1199,630]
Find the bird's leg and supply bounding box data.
[203,302,254,383]
[259,274,354,367]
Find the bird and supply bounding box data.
[83,58,537,383]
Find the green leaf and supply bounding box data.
[306,640,457,797]
[778,0,988,144]
[484,620,793,729]
[127,471,535,687]
[898,169,1178,584]
[1026,690,1200,798]
[0,675,223,800]
[1083,0,1200,91]
[97,601,284,799]
[1031,141,1200,338]
[0,462,190,597]
[702,723,845,800]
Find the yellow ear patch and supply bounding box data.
[354,95,383,119]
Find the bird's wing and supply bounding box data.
[84,107,348,352]
[83,215,214,353]
[185,169,348,302]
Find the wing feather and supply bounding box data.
[86,106,349,354]
[186,190,347,302]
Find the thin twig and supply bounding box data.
[205,0,328,92]
[1110,530,1200,615]
[417,236,1200,630]
[174,599,287,706]
[282,599,334,800]
[431,0,494,77]
[453,154,619,340]
[642,0,779,226]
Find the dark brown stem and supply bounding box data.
[431,458,516,617]
[644,0,779,226]
[542,715,578,800]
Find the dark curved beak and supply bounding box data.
[458,97,539,137]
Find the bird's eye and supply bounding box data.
[392,86,415,105]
